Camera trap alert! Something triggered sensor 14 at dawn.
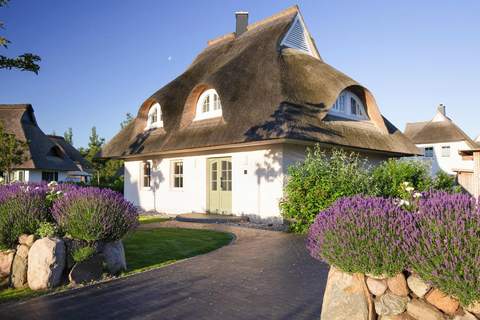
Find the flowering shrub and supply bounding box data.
[307,195,412,276]
[404,191,480,305]
[0,183,50,248]
[52,187,138,243]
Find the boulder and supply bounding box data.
[321,267,372,320]
[453,312,478,320]
[0,276,9,289]
[374,292,409,316]
[367,277,388,296]
[27,237,66,290]
[425,288,459,315]
[16,244,29,260]
[11,253,28,288]
[379,313,415,320]
[465,302,480,316]
[69,254,104,285]
[407,275,431,298]
[0,249,15,278]
[387,273,409,297]
[18,234,36,247]
[101,240,127,275]
[406,299,445,320]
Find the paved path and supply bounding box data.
[0,222,329,320]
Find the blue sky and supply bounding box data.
[1,0,479,147]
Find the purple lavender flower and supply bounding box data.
[307,195,413,276]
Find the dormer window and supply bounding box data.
[330,91,369,120]
[194,89,222,121]
[146,102,163,130]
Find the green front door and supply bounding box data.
[207,157,232,214]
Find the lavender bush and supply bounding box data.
[404,191,480,305]
[52,187,138,243]
[0,183,50,248]
[307,195,412,276]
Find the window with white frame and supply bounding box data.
[172,161,184,189]
[146,102,163,130]
[424,147,434,158]
[142,161,152,188]
[441,146,451,157]
[194,89,222,121]
[330,91,369,120]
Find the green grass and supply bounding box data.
[0,227,232,304]
[124,228,233,274]
[138,215,171,225]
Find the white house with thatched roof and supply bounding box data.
[99,6,418,220]
[404,105,477,175]
[0,104,92,183]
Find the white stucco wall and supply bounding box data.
[125,143,396,220]
[124,145,285,220]
[21,170,69,183]
[415,141,473,175]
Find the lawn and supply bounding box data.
[0,227,233,304]
[138,215,171,225]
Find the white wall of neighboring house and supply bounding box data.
[415,141,473,175]
[7,169,70,183]
[125,143,394,220]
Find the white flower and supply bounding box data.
[34,187,40,190]
[405,186,415,192]
[402,181,410,187]
[413,192,422,198]
[47,181,58,188]
[56,191,63,195]
[399,199,410,207]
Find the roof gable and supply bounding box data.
[280,13,318,58]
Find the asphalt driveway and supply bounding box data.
[0,221,329,320]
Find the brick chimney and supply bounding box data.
[235,11,248,37]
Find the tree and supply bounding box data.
[120,113,134,129]
[0,0,41,74]
[64,128,73,145]
[86,127,105,185]
[0,122,28,183]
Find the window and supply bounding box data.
[146,102,163,130]
[424,147,434,158]
[441,146,451,157]
[143,161,151,188]
[280,14,315,57]
[329,91,368,120]
[172,161,183,189]
[42,171,58,182]
[194,89,222,121]
[221,160,232,191]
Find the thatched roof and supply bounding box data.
[0,104,85,171]
[99,6,419,159]
[404,110,477,148]
[47,135,93,172]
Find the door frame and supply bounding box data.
[206,156,232,214]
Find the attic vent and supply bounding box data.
[280,14,313,55]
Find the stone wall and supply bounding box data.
[0,234,126,291]
[322,267,479,320]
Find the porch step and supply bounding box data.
[175,213,248,224]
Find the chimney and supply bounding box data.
[235,11,248,37]
[437,104,446,116]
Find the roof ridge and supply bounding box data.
[0,104,31,109]
[207,5,299,46]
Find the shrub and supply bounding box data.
[0,184,50,248]
[52,187,138,243]
[371,159,432,198]
[404,191,480,305]
[432,170,461,193]
[72,246,96,263]
[36,221,58,238]
[281,147,372,233]
[307,195,412,276]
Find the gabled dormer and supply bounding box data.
[280,12,320,59]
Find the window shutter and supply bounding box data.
[281,15,313,55]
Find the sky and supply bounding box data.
[1,0,479,148]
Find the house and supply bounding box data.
[404,104,477,175]
[98,6,418,220]
[0,104,92,183]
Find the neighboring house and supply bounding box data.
[0,104,93,183]
[99,6,418,220]
[404,105,477,175]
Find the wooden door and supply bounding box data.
[207,157,232,214]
